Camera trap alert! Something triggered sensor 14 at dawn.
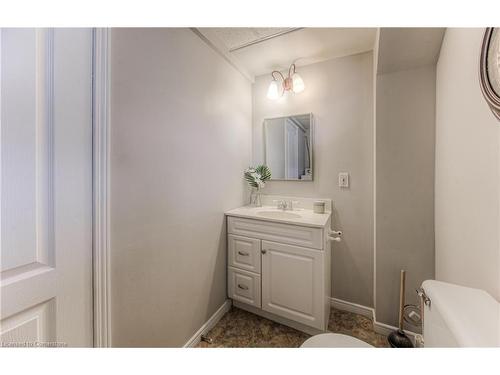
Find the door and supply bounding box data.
[284,119,299,179]
[0,28,93,347]
[261,240,324,329]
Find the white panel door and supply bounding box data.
[285,119,299,179]
[261,240,324,329]
[0,28,93,347]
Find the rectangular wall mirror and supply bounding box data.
[264,113,313,181]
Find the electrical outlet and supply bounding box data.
[338,172,349,188]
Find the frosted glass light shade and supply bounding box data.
[267,80,280,100]
[292,73,305,93]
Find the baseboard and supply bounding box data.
[372,320,398,336]
[330,297,374,318]
[183,299,232,348]
[372,319,417,339]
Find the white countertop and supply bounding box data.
[225,205,331,228]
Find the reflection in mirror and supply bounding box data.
[264,113,313,181]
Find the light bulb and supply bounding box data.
[292,73,305,93]
[267,80,280,100]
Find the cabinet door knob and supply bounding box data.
[261,249,267,254]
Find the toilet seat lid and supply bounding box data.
[301,333,373,348]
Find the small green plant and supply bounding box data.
[244,165,271,189]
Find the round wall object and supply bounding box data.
[479,28,500,120]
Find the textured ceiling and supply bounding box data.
[196,28,377,79]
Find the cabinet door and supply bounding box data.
[261,241,324,329]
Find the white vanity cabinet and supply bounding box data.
[225,211,332,334]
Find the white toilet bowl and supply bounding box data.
[301,333,373,348]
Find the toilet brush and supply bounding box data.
[387,270,414,348]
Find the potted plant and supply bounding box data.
[244,165,271,207]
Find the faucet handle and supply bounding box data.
[288,200,299,210]
[273,199,286,209]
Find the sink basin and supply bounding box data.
[257,210,302,219]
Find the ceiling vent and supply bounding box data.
[210,28,300,51]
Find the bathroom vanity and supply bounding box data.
[225,196,337,334]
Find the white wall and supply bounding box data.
[376,65,436,328]
[253,52,374,307]
[109,28,252,346]
[435,28,500,301]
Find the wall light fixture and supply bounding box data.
[267,63,305,100]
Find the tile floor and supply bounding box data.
[196,306,389,348]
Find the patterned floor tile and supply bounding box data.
[196,306,389,348]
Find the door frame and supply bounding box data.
[92,28,111,348]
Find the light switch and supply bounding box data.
[338,172,349,188]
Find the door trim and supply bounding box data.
[92,28,111,348]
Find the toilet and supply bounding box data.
[301,333,373,348]
[301,280,500,348]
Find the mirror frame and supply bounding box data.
[263,113,314,181]
[480,27,500,121]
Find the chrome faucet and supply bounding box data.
[273,199,298,211]
[274,200,288,210]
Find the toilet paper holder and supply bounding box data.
[327,230,343,242]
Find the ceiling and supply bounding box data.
[377,28,445,74]
[196,28,377,81]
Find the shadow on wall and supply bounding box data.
[330,207,373,307]
[375,27,442,330]
[183,214,230,347]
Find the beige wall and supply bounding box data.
[252,52,375,307]
[435,28,500,301]
[109,28,252,346]
[376,66,436,327]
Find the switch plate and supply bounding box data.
[338,172,349,188]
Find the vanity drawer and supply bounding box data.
[227,216,323,250]
[228,267,261,308]
[228,235,261,273]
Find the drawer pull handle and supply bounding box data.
[237,251,249,256]
[237,284,249,290]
